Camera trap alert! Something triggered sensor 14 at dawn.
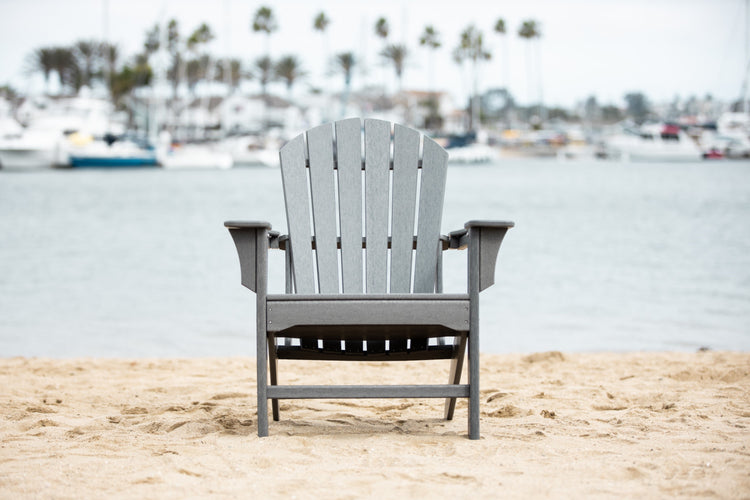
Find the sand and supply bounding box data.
[0,351,748,498]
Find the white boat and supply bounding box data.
[158,143,233,170]
[446,143,498,164]
[0,94,125,170]
[605,123,703,162]
[0,128,68,169]
[217,135,279,167]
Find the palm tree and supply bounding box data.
[374,17,389,40]
[494,18,508,92]
[187,23,215,98]
[216,59,245,93]
[252,6,278,59]
[313,11,330,33]
[51,47,80,94]
[419,25,441,92]
[275,55,305,97]
[253,56,274,96]
[100,42,119,98]
[187,23,214,52]
[333,52,356,116]
[165,20,182,100]
[313,11,330,89]
[374,17,390,93]
[453,25,491,131]
[518,19,542,121]
[380,44,408,91]
[28,47,56,93]
[143,23,160,56]
[186,56,207,96]
[73,40,100,88]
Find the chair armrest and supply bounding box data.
[448,220,514,292]
[224,221,273,292]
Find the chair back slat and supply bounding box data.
[389,124,420,293]
[279,134,316,293]
[364,119,391,293]
[413,137,449,292]
[335,118,364,294]
[307,123,340,293]
[278,119,448,295]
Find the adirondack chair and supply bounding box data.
[225,118,513,439]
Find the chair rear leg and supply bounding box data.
[256,333,269,438]
[444,334,467,420]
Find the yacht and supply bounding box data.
[604,123,703,162]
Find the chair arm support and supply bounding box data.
[448,220,514,292]
[224,221,272,292]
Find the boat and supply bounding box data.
[0,93,125,170]
[158,142,233,170]
[604,123,703,162]
[217,135,279,167]
[446,143,498,164]
[67,134,158,168]
[0,127,69,169]
[435,132,499,164]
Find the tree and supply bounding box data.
[518,19,542,118]
[584,95,600,123]
[374,17,389,40]
[187,23,214,52]
[143,23,160,57]
[334,52,356,116]
[51,47,80,94]
[313,11,330,88]
[216,59,245,93]
[419,25,441,92]
[165,19,182,101]
[493,18,509,92]
[624,92,650,123]
[313,11,330,33]
[374,17,390,93]
[275,55,305,96]
[453,25,491,131]
[380,44,408,91]
[186,23,215,97]
[27,47,56,93]
[253,56,274,96]
[252,6,278,58]
[73,40,100,88]
[100,42,120,97]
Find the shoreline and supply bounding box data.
[1,351,748,498]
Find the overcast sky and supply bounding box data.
[0,0,746,108]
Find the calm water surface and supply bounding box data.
[1,159,749,357]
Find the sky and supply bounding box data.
[0,0,747,109]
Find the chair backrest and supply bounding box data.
[279,118,449,294]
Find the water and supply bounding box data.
[1,159,749,357]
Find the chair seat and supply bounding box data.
[266,294,470,335]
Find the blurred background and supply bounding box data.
[0,0,748,357]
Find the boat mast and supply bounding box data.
[745,0,749,115]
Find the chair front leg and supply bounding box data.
[444,334,467,420]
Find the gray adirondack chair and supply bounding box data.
[225,118,513,439]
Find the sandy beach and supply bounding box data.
[1,351,748,498]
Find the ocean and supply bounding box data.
[1,159,749,357]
